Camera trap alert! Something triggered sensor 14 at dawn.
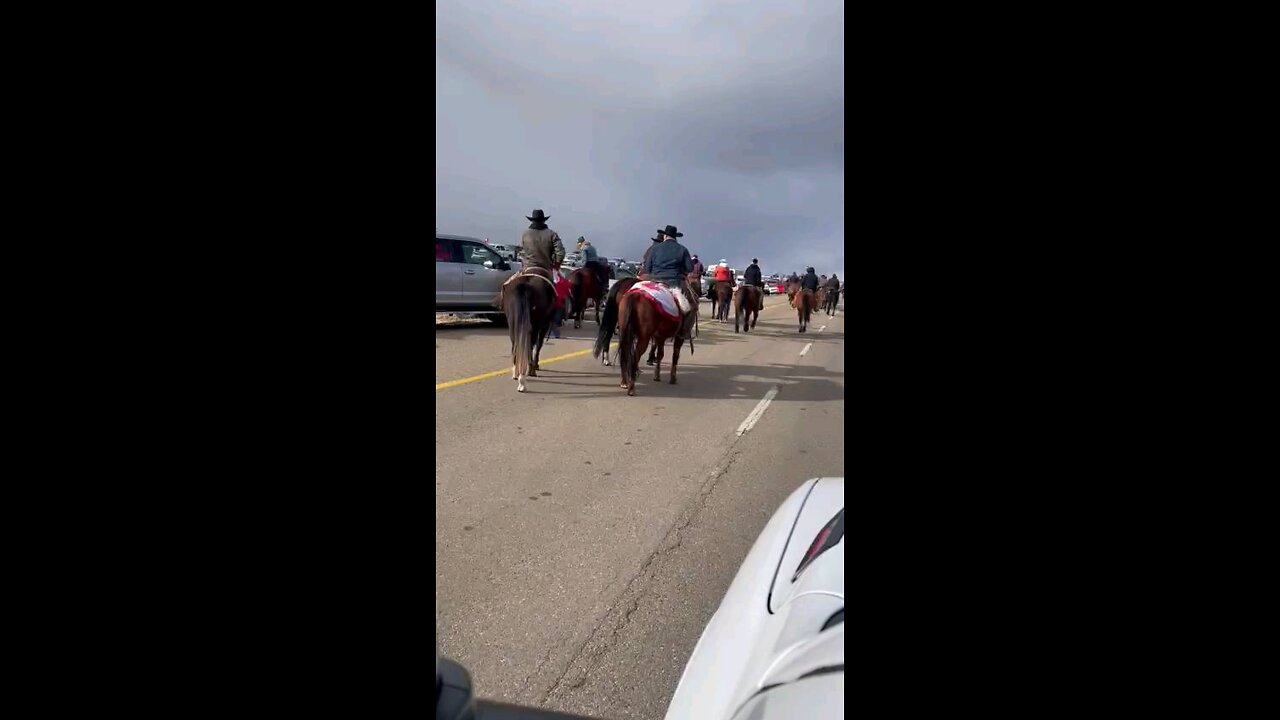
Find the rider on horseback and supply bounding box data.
[801,266,820,292]
[743,258,765,311]
[519,209,567,337]
[643,225,698,340]
[640,232,663,273]
[716,258,737,289]
[576,236,610,298]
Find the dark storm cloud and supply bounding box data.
[435,0,844,277]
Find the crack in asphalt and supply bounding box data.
[535,442,750,704]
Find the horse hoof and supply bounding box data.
[517,383,527,392]
[669,377,678,385]
[627,388,636,396]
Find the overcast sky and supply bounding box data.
[436,0,844,278]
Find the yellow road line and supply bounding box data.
[436,299,796,392]
[436,342,619,391]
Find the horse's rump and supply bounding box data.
[736,284,761,309]
[791,288,817,312]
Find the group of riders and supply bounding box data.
[500,208,841,393]
[515,208,841,335]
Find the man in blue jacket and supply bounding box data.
[643,224,697,340]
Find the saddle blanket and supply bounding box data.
[552,270,570,303]
[626,281,683,321]
[505,268,571,306]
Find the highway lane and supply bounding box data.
[435,294,845,720]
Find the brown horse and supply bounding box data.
[711,281,733,322]
[793,288,816,333]
[567,267,605,328]
[786,279,800,304]
[497,269,557,392]
[616,289,684,396]
[734,285,762,333]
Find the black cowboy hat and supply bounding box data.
[651,233,663,242]
[657,224,683,238]
[526,209,551,222]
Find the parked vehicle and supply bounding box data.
[435,477,845,720]
[436,233,521,325]
[488,242,517,262]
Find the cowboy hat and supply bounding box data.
[657,224,684,237]
[526,209,551,222]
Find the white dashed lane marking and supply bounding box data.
[736,386,779,437]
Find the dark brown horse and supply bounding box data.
[593,277,640,366]
[793,288,816,333]
[711,281,733,322]
[497,269,557,392]
[734,285,762,333]
[617,289,684,396]
[567,267,605,328]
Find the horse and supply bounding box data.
[793,288,816,333]
[815,288,827,316]
[567,267,606,328]
[735,284,762,333]
[711,281,733,322]
[616,287,684,396]
[595,277,696,367]
[786,279,800,304]
[593,277,639,366]
[496,269,558,392]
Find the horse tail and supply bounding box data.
[593,285,621,359]
[512,282,533,376]
[618,295,637,379]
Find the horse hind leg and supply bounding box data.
[631,333,650,395]
[653,338,665,381]
[670,335,682,384]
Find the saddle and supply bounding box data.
[628,280,688,320]
[501,267,568,306]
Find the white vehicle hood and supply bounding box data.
[665,478,844,720]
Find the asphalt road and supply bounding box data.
[436,294,845,720]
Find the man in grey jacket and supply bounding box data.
[643,224,697,340]
[520,209,565,271]
[519,208,567,336]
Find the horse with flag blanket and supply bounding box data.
[616,280,686,395]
